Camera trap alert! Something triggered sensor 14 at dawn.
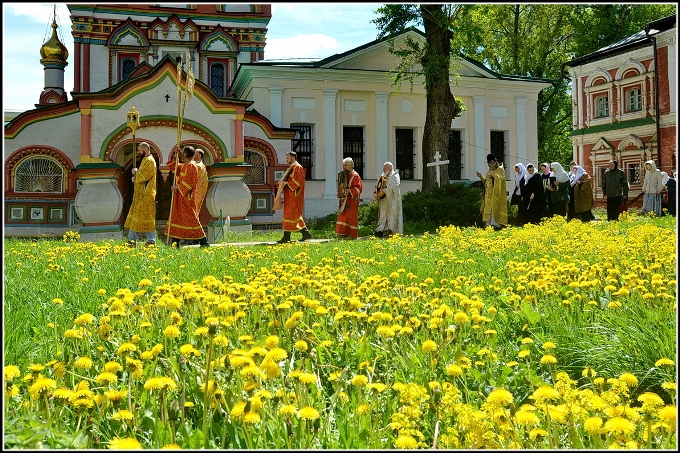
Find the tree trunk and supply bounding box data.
[420,4,458,192]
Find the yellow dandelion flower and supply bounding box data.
[231,401,246,418]
[104,361,123,373]
[603,416,636,436]
[540,354,557,365]
[658,405,676,425]
[366,382,387,393]
[422,340,437,353]
[583,416,602,435]
[514,409,540,427]
[619,372,638,387]
[521,337,534,344]
[294,340,308,352]
[108,437,142,449]
[357,404,371,415]
[265,335,280,349]
[278,404,297,417]
[4,365,21,381]
[297,406,320,420]
[117,343,137,355]
[96,372,118,384]
[529,386,560,402]
[74,313,96,326]
[74,357,93,370]
[240,366,266,380]
[28,377,57,399]
[104,389,128,402]
[487,388,514,406]
[193,326,209,337]
[518,350,531,359]
[264,347,287,362]
[161,444,181,450]
[542,341,556,350]
[582,367,597,378]
[243,411,261,424]
[138,279,153,288]
[52,298,64,305]
[529,429,548,440]
[351,375,368,387]
[655,358,675,367]
[179,344,201,357]
[111,410,134,421]
[395,434,418,449]
[446,364,464,377]
[163,325,181,338]
[64,329,83,339]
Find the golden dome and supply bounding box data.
[40,20,69,64]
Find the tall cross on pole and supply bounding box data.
[426,151,450,187]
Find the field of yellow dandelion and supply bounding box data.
[3,215,676,449]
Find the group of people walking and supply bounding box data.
[126,145,675,247]
[274,152,403,242]
[124,143,210,248]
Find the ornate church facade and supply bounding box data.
[4,4,550,239]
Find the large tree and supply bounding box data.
[372,4,465,192]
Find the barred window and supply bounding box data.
[290,124,314,180]
[448,130,463,180]
[343,126,365,179]
[395,128,415,180]
[489,131,506,168]
[210,62,226,97]
[120,58,136,81]
[243,149,266,184]
[14,156,65,193]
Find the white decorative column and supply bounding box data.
[205,163,253,236]
[515,97,527,162]
[323,88,339,199]
[375,92,389,169]
[473,96,486,173]
[268,86,284,127]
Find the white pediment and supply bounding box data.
[319,29,498,79]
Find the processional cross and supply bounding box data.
[426,151,450,187]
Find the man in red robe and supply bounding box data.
[336,157,363,239]
[274,151,312,243]
[165,146,210,247]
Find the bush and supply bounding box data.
[400,182,483,231]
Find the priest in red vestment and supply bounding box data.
[336,157,363,239]
[274,151,313,243]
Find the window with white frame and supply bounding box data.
[14,156,65,193]
[626,88,642,112]
[595,95,609,118]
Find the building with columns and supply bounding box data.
[563,14,676,208]
[4,4,549,238]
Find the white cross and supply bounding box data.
[426,151,450,187]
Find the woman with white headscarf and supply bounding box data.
[521,163,546,225]
[511,163,527,225]
[641,160,664,216]
[569,164,595,221]
[549,162,570,217]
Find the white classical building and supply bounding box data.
[4,4,549,238]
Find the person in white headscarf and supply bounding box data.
[521,163,546,225]
[641,160,664,216]
[569,164,595,221]
[660,171,670,215]
[511,163,527,225]
[374,162,403,237]
[549,162,570,217]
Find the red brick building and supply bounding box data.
[564,15,676,208]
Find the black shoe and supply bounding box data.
[374,231,383,238]
[277,232,291,243]
[299,227,313,242]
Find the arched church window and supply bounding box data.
[210,62,226,97]
[14,156,65,193]
[243,150,266,184]
[120,58,136,81]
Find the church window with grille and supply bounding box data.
[290,124,314,179]
[448,130,463,180]
[14,156,65,193]
[243,150,266,184]
[120,58,136,81]
[627,163,641,185]
[489,131,506,168]
[395,128,415,180]
[210,62,226,97]
[343,126,365,179]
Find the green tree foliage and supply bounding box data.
[376,3,676,169]
[372,4,465,193]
